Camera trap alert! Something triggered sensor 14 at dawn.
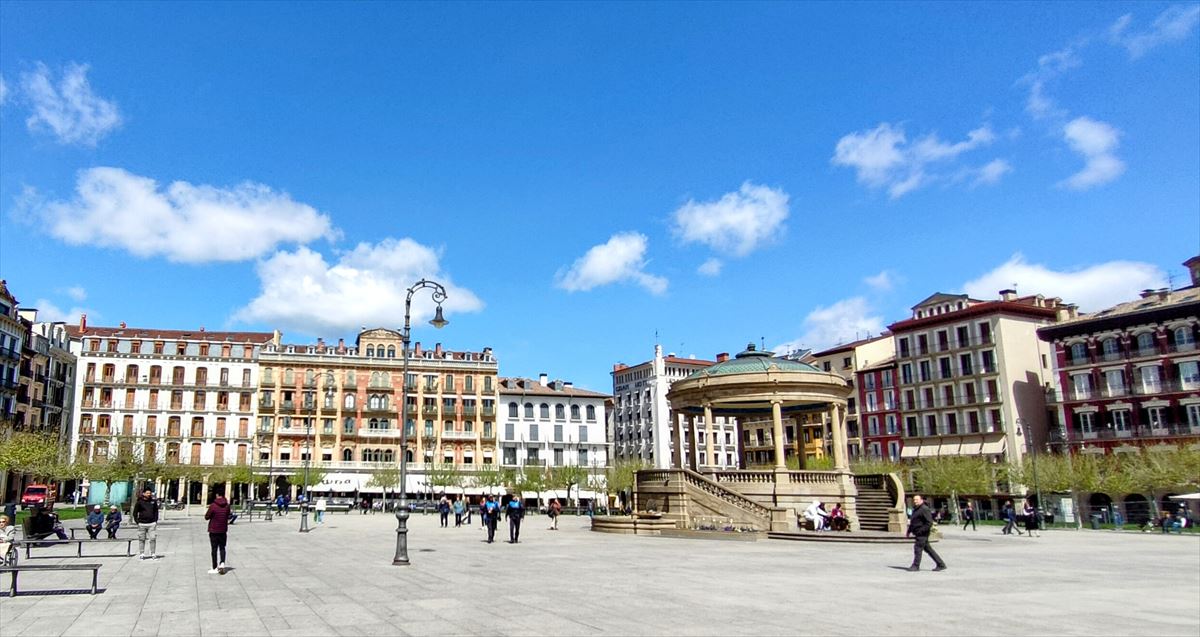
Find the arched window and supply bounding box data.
[380,418,390,429]
[586,405,596,421]
[304,369,315,385]
[509,402,519,417]
[1136,332,1155,353]
[540,403,550,419]
[345,370,356,386]
[1102,338,1119,356]
[387,346,396,358]
[369,418,379,429]
[384,450,395,463]
[367,345,375,357]
[324,370,335,387]
[283,368,294,385]
[555,404,565,420]
[1176,326,1195,346]
[344,393,356,409]
[1070,343,1087,362]
[405,449,414,463]
[570,405,580,420]
[380,372,391,386]
[342,448,352,461]
[524,403,534,418]
[126,364,139,383]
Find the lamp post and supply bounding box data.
[264,422,274,522]
[300,418,312,532]
[1058,419,1082,530]
[1018,419,1044,523]
[395,279,450,566]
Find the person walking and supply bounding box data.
[548,499,562,530]
[105,505,123,538]
[1001,500,1022,536]
[1023,500,1040,537]
[204,495,232,574]
[275,494,285,516]
[483,495,500,543]
[314,498,327,524]
[132,489,160,560]
[479,498,488,529]
[438,496,451,528]
[464,497,474,526]
[85,505,105,539]
[506,495,525,543]
[453,498,465,528]
[906,494,947,572]
[962,503,977,531]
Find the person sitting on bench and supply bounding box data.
[0,515,16,563]
[28,505,69,544]
[86,505,105,539]
[105,505,123,538]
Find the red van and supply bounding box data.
[20,484,57,509]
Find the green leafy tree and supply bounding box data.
[367,466,403,508]
[289,467,329,493]
[471,465,504,495]
[0,432,62,481]
[553,465,590,509]
[428,463,462,495]
[517,467,546,508]
[913,456,997,523]
[604,459,647,510]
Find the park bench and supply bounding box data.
[68,526,123,539]
[323,503,353,514]
[0,563,102,596]
[18,538,135,559]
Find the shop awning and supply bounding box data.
[959,441,983,455]
[900,446,919,459]
[937,442,961,457]
[980,440,1006,456]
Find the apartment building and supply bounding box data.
[611,345,739,470]
[809,335,895,459]
[1038,256,1200,452]
[0,281,22,428]
[856,358,901,461]
[15,313,77,441]
[69,320,273,484]
[256,331,498,496]
[889,290,1064,464]
[497,375,609,472]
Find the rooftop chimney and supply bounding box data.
[716,352,729,362]
[999,289,1017,302]
[317,337,325,352]
[563,381,574,389]
[80,313,87,331]
[434,342,443,356]
[1140,289,1156,299]
[539,373,549,387]
[1156,288,1171,301]
[119,321,127,329]
[337,338,345,353]
[1055,304,1079,322]
[414,342,422,356]
[1185,256,1200,287]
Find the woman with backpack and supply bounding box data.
[204,495,232,574]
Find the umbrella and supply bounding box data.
[1168,493,1200,500]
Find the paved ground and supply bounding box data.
[3,509,1198,636]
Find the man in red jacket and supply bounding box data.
[204,495,232,574]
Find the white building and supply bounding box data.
[68,320,274,495]
[611,345,740,470]
[498,375,609,473]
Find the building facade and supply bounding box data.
[17,314,78,441]
[1038,256,1200,453]
[856,358,901,461]
[497,375,609,473]
[889,290,1066,465]
[611,345,739,469]
[69,321,273,493]
[0,281,23,429]
[809,335,895,459]
[256,332,498,496]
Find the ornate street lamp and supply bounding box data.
[395,279,449,566]
[300,418,313,532]
[1018,419,1044,523]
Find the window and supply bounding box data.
[1147,407,1166,430]
[570,405,581,420]
[1071,374,1093,400]
[865,393,877,412]
[905,417,918,437]
[505,423,515,441]
[865,374,876,391]
[1101,338,1121,360]
[344,393,356,409]
[1186,404,1200,428]
[867,416,879,436]
[978,322,991,344]
[524,403,534,418]
[898,338,910,358]
[555,404,565,420]
[1179,361,1200,389]
[886,414,898,434]
[586,405,596,421]
[539,403,550,419]
[980,350,996,373]
[939,358,953,379]
[955,326,969,347]
[1104,370,1126,396]
[445,374,454,391]
[884,391,895,411]
[1139,366,1162,394]
[554,448,564,466]
[882,370,893,388]
[464,376,473,392]
[1136,332,1156,355]
[959,354,973,375]
[925,415,938,437]
[554,424,564,442]
[842,356,852,369]
[936,331,949,352]
[1111,409,1131,434]
[508,402,518,417]
[901,364,913,384]
[1175,326,1196,349]
[366,346,375,357]
[529,424,539,441]
[387,346,396,358]
[917,335,928,355]
[919,361,931,382]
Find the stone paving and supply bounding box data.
[2,508,1198,636]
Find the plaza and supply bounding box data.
[2,511,1198,636]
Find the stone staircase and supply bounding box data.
[853,474,899,532]
[635,469,784,532]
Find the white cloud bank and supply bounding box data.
[697,258,723,277]
[556,232,667,295]
[22,167,337,263]
[864,270,897,292]
[233,239,483,335]
[773,297,885,355]
[962,254,1165,312]
[671,182,789,257]
[1059,117,1125,190]
[31,298,96,325]
[21,62,121,146]
[832,123,1006,198]
[1110,6,1200,58]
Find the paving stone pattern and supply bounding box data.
[2,510,1197,636]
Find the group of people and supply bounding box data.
[84,504,123,538]
[802,500,848,531]
[1000,499,1042,536]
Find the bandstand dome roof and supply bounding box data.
[686,343,819,379]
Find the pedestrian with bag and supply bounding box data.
[204,495,232,574]
[548,499,562,530]
[906,494,947,572]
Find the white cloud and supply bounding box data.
[1110,6,1200,58]
[23,167,338,263]
[962,254,1165,312]
[556,232,667,295]
[32,298,95,325]
[832,123,997,198]
[233,239,483,335]
[64,286,87,302]
[21,62,121,146]
[0,75,8,105]
[1021,43,1083,121]
[864,270,896,292]
[1059,116,1125,190]
[773,297,885,354]
[697,258,723,277]
[973,159,1013,186]
[671,182,789,256]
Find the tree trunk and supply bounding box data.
[950,490,961,525]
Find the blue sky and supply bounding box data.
[1,2,1198,392]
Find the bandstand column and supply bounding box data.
[830,403,848,471]
[703,403,715,469]
[687,414,698,471]
[771,400,785,469]
[673,412,685,469]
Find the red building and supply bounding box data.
[1038,256,1200,453]
[855,358,901,461]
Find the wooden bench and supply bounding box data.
[323,504,353,514]
[68,526,121,539]
[18,538,135,559]
[0,563,102,596]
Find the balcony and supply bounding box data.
[482,407,495,418]
[1171,342,1198,353]
[359,428,402,438]
[462,407,477,418]
[421,406,439,417]
[440,430,477,441]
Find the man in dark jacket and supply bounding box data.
[204,496,232,574]
[132,489,160,559]
[86,505,105,539]
[505,496,525,544]
[906,494,946,572]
